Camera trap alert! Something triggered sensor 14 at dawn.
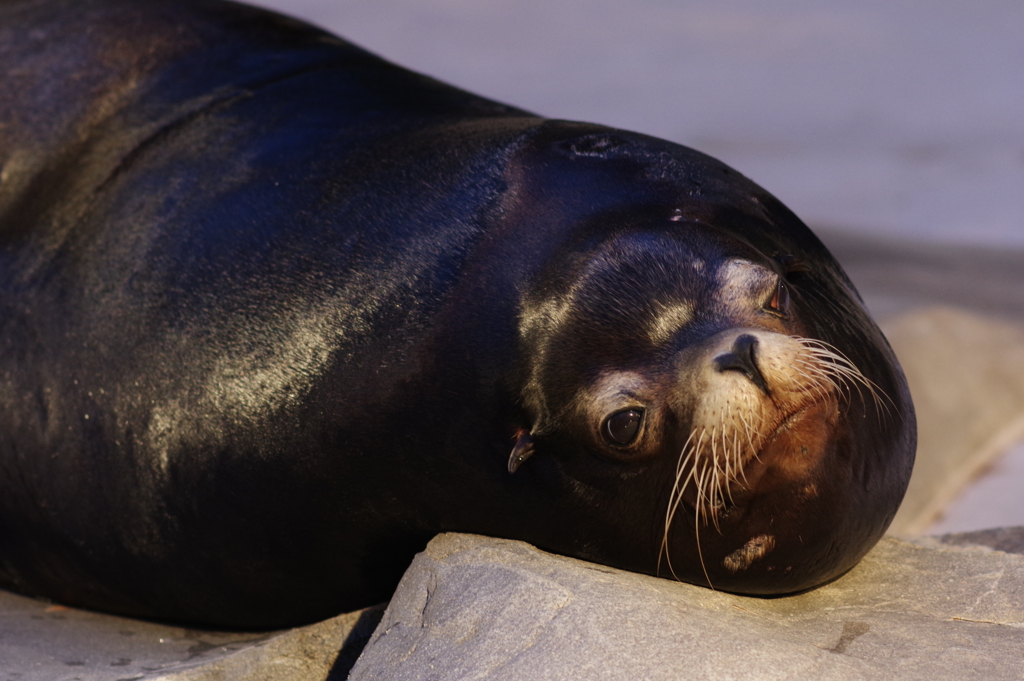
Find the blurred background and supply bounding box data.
[250,0,1024,535]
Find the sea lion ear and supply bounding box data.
[508,431,535,474]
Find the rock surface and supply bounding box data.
[0,592,383,681]
[880,307,1024,535]
[5,524,1023,680]
[350,532,1024,681]
[819,229,1024,325]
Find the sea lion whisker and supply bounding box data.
[729,431,746,491]
[664,437,697,528]
[720,416,733,501]
[701,427,720,529]
[796,338,896,421]
[808,360,864,410]
[790,363,833,400]
[711,465,725,531]
[660,431,701,579]
[822,361,890,420]
[735,399,759,484]
[798,368,836,401]
[693,465,714,590]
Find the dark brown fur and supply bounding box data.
[0,0,914,628]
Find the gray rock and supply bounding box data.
[878,307,1024,535]
[932,527,1024,556]
[351,532,1024,681]
[820,229,1024,325]
[0,588,383,681]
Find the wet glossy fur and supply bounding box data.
[0,0,915,627]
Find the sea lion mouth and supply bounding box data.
[729,406,807,482]
[674,397,832,517]
[658,334,889,582]
[657,397,836,585]
[732,398,837,495]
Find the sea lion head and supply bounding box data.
[506,126,915,594]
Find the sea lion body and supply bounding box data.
[0,0,915,628]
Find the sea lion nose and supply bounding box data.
[713,334,770,395]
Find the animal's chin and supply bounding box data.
[745,401,833,481]
[681,396,840,517]
[661,398,845,592]
[758,397,839,477]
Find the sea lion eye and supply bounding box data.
[604,409,643,445]
[768,278,790,315]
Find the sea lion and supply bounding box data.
[0,0,915,628]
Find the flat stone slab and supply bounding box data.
[880,307,1024,534]
[0,589,382,681]
[819,229,1024,325]
[934,526,1024,554]
[5,526,1022,680]
[350,532,1024,680]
